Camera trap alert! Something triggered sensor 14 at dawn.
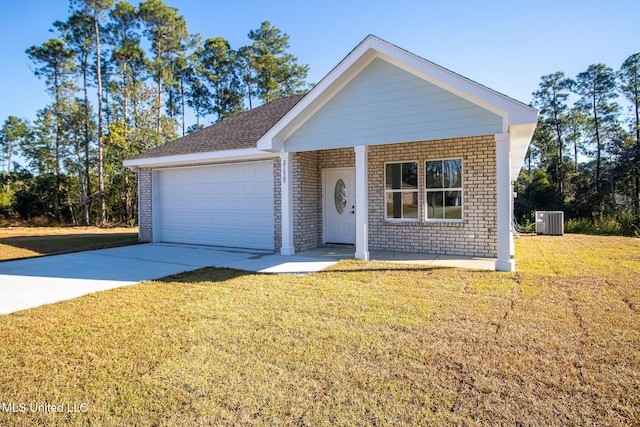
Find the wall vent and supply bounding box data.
[536,211,564,236]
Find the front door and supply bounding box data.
[324,168,356,245]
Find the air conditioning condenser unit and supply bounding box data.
[536,211,564,236]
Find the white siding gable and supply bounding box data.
[284,58,503,152]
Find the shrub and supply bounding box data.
[565,218,593,234]
[565,214,640,237]
[28,215,61,228]
[616,211,640,237]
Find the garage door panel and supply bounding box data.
[227,200,242,211]
[211,184,225,196]
[182,212,198,227]
[227,216,242,227]
[257,215,273,228]
[242,186,257,196]
[198,185,212,197]
[156,161,274,250]
[243,217,256,227]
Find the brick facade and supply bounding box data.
[137,168,153,242]
[367,136,497,257]
[291,148,355,251]
[273,159,282,251]
[137,136,497,258]
[292,151,320,251]
[287,136,497,257]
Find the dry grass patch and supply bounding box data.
[0,226,138,261]
[0,234,638,425]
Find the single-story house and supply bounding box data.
[124,35,538,272]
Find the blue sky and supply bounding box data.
[1,0,639,125]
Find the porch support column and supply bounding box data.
[354,145,369,260]
[495,133,515,272]
[280,151,295,255]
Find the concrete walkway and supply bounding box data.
[0,243,495,315]
[0,243,337,315]
[298,247,496,270]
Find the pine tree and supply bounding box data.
[574,64,620,205]
[106,0,146,224]
[70,0,114,225]
[26,39,75,222]
[138,0,189,143]
[53,12,95,225]
[0,116,31,175]
[197,36,244,121]
[245,21,309,104]
[619,53,640,214]
[532,72,573,197]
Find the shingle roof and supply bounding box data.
[127,94,305,160]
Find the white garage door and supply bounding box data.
[156,161,274,250]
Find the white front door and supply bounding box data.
[324,168,356,244]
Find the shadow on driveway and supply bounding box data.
[0,243,338,314]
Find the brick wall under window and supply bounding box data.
[368,135,498,258]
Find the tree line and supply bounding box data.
[1,1,638,236]
[0,0,309,226]
[515,54,640,235]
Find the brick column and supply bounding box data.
[137,168,153,242]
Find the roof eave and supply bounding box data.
[122,147,274,169]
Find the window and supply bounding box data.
[425,159,463,221]
[385,162,418,220]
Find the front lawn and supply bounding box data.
[0,234,638,425]
[0,227,139,261]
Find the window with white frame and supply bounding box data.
[385,162,418,220]
[425,159,463,221]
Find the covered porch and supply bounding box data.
[278,139,515,272]
[298,246,496,270]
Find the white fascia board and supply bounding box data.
[122,148,274,169]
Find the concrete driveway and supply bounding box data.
[0,243,337,315]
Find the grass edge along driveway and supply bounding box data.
[0,234,638,426]
[0,227,139,261]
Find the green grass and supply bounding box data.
[0,234,638,425]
